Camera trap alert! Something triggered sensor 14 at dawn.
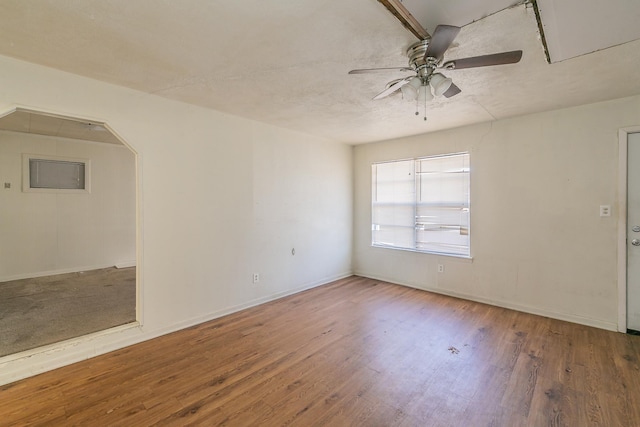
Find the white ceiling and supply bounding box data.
[0,0,639,144]
[536,0,640,63]
[402,0,522,33]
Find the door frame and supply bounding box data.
[617,126,640,332]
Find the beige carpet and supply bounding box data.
[0,267,136,357]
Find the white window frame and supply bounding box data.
[371,152,470,258]
[22,153,91,194]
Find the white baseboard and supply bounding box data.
[115,261,136,269]
[354,272,618,332]
[0,263,121,283]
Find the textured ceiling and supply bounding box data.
[0,1,639,144]
[402,0,522,32]
[536,0,640,62]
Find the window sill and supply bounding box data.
[371,244,473,261]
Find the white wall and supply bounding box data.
[0,55,353,385]
[0,131,136,281]
[354,95,640,331]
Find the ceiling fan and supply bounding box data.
[349,0,523,119]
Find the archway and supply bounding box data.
[0,108,138,357]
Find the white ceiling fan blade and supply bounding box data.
[348,67,413,74]
[373,78,411,100]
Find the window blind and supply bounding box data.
[29,158,86,190]
[372,153,470,257]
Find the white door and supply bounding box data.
[627,132,640,331]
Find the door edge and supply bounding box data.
[618,126,640,332]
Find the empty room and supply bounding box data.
[1,0,639,425]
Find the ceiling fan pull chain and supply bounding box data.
[416,93,427,122]
[424,92,427,121]
[415,89,427,121]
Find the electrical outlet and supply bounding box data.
[438,264,444,273]
[4,182,10,189]
[600,205,611,217]
[253,273,260,283]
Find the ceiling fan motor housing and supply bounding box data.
[406,39,438,80]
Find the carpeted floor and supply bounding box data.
[0,267,136,357]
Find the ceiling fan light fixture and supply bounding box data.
[401,76,422,101]
[430,73,453,97]
[408,76,422,91]
[400,85,416,101]
[417,83,434,102]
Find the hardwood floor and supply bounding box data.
[1,276,639,426]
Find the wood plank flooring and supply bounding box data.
[1,276,639,426]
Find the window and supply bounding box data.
[372,152,470,257]
[23,154,91,193]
